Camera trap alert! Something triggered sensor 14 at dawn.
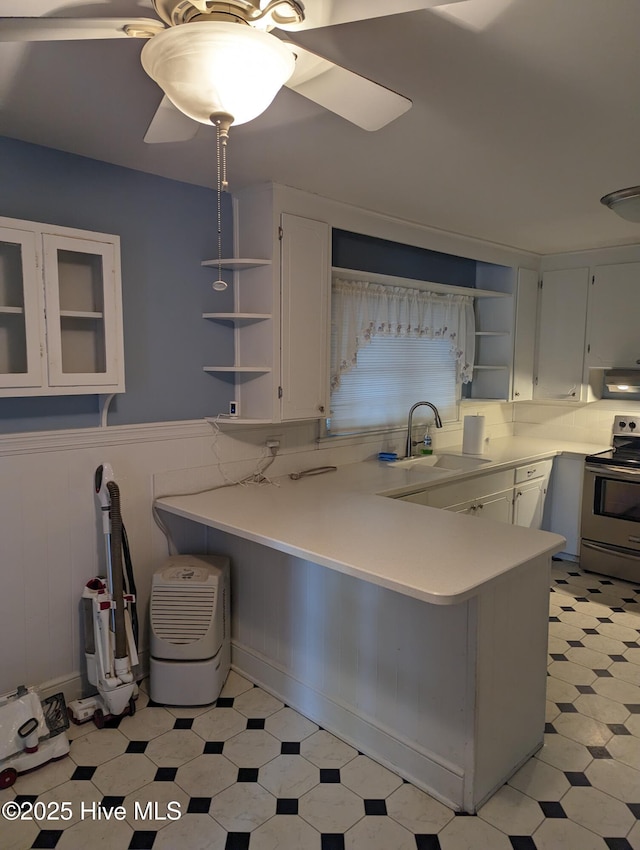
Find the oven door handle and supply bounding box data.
[585,464,640,479]
[582,540,640,560]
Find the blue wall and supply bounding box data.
[0,137,234,432]
[332,229,477,286]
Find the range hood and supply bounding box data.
[604,369,640,393]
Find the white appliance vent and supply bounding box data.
[150,554,231,706]
[150,555,229,662]
[151,585,216,644]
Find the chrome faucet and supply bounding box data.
[406,401,443,458]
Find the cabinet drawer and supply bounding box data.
[514,459,553,484]
[426,470,515,509]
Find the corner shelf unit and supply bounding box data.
[201,258,272,271]
[201,257,274,419]
[469,263,516,401]
[203,366,272,374]
[205,416,273,426]
[203,313,271,323]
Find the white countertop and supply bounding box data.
[156,436,605,606]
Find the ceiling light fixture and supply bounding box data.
[141,14,297,292]
[600,186,640,223]
[140,21,295,132]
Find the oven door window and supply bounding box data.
[594,476,640,522]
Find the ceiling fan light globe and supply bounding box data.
[141,21,295,126]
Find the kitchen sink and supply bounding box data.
[389,453,492,471]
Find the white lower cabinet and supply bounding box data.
[448,490,513,524]
[513,480,547,529]
[398,460,552,529]
[512,460,552,529]
[543,455,584,557]
[0,217,125,396]
[424,470,515,510]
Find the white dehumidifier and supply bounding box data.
[149,554,230,706]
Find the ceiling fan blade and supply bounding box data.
[284,44,411,131]
[430,0,514,32]
[144,96,199,144]
[0,17,165,42]
[276,0,466,31]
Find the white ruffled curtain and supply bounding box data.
[331,279,475,390]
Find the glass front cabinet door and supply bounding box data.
[42,234,122,388]
[0,226,45,389]
[0,218,125,397]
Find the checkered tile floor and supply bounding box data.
[3,562,640,849]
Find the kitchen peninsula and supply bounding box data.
[155,437,582,812]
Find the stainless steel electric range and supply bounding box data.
[581,414,640,582]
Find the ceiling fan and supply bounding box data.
[0,1,464,143]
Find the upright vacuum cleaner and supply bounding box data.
[68,464,139,727]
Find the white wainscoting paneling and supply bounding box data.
[0,417,339,698]
[0,421,245,696]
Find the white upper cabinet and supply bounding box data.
[586,262,640,369]
[204,184,541,420]
[42,233,123,388]
[511,268,539,401]
[0,217,125,397]
[280,213,330,421]
[202,186,330,423]
[0,225,44,389]
[534,267,589,401]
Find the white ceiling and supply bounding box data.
[1,0,640,255]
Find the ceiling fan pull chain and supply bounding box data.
[212,119,227,291]
[216,120,222,280]
[221,124,228,193]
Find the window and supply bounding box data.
[328,278,475,434]
[329,334,458,432]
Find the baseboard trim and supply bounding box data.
[231,641,465,811]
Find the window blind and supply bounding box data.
[328,334,457,433]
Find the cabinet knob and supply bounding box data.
[514,391,520,397]
[318,405,325,413]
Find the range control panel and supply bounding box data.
[613,414,639,436]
